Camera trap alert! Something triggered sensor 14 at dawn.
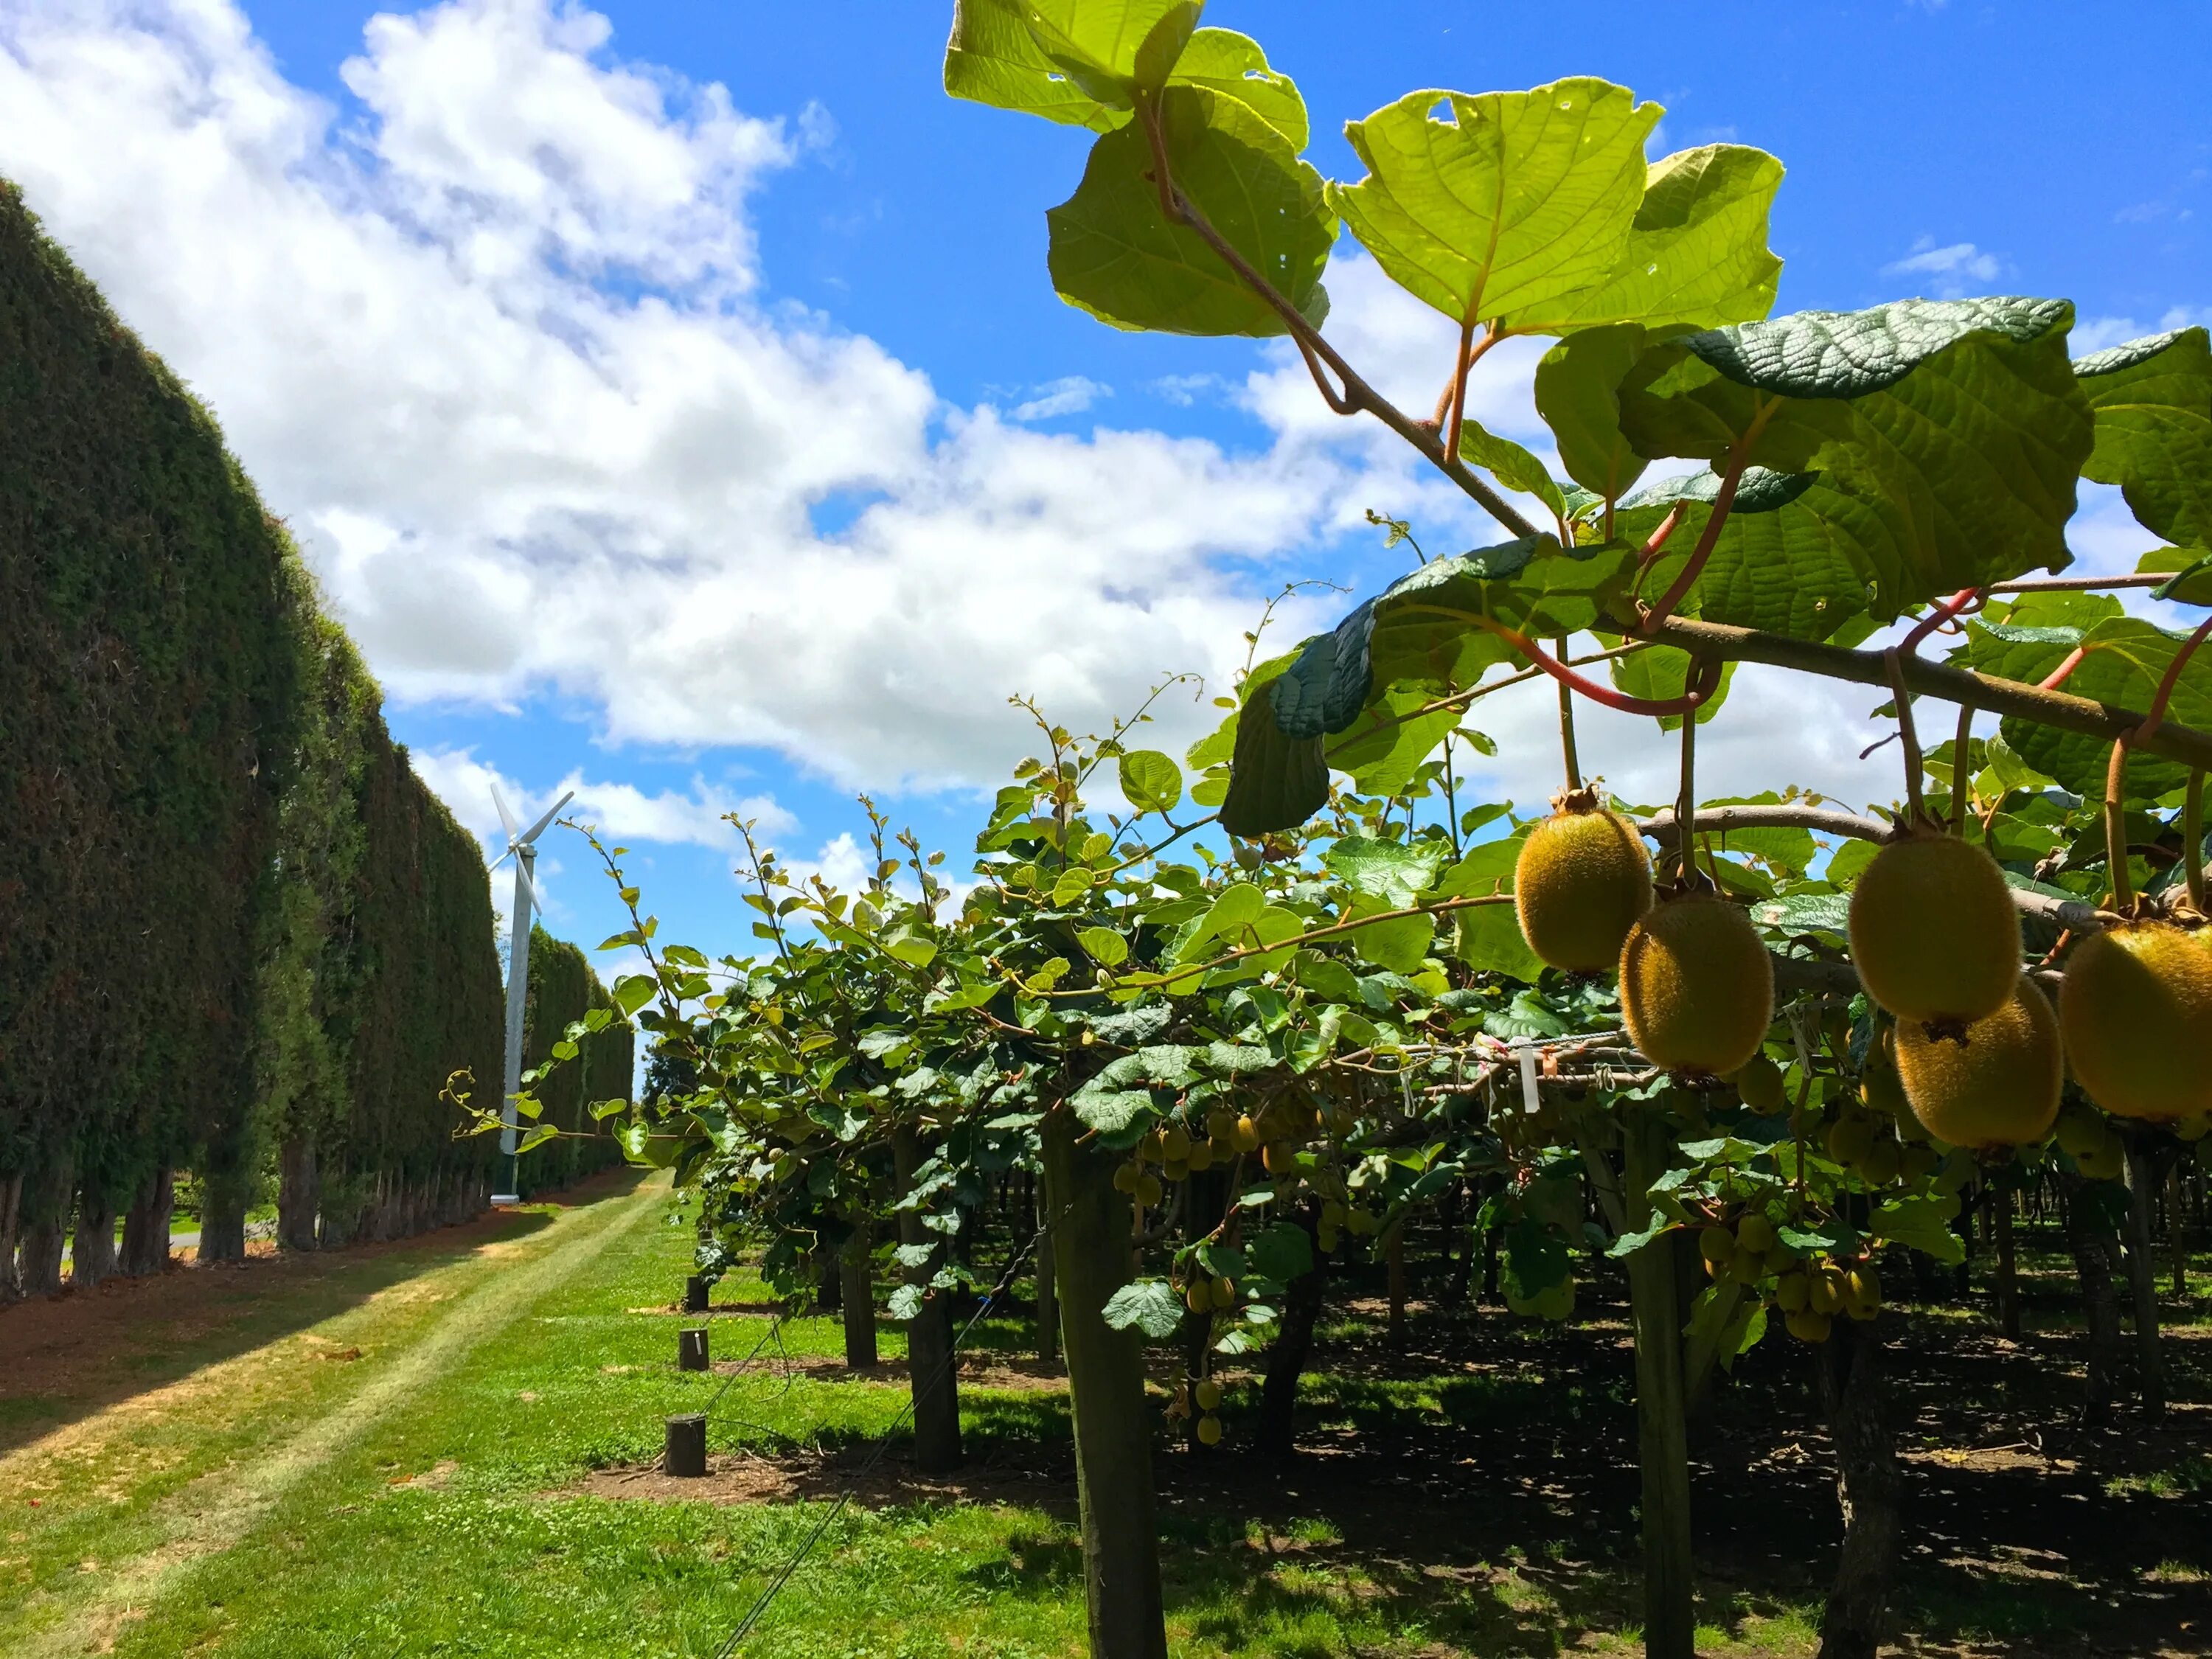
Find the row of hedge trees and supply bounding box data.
[512,925,631,1200]
[0,177,628,1295]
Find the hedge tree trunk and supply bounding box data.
[1259,1217,1326,1463]
[278,1135,319,1253]
[2063,1176,2126,1425]
[841,1219,878,1371]
[2121,1140,2166,1419]
[119,1166,173,1276]
[893,1126,962,1472]
[15,1152,71,1298]
[1041,1107,1168,1659]
[1816,1316,1902,1659]
[72,1179,118,1289]
[1622,1111,1696,1659]
[0,1173,21,1301]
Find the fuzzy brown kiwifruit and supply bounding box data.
[1848,832,2021,1026]
[2059,921,2212,1121]
[1514,790,1654,972]
[1618,891,1774,1077]
[1894,976,2062,1150]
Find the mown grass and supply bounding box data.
[4,1176,2205,1656]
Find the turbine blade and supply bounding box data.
[490,782,519,841]
[513,858,543,917]
[520,788,577,847]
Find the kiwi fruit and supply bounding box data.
[1194,1378,1221,1412]
[1619,891,1775,1077]
[1735,1053,1788,1115]
[1848,833,2022,1026]
[1197,1413,1222,1446]
[2059,921,2212,1121]
[1785,1307,1833,1343]
[1736,1212,1776,1255]
[1774,1271,1810,1313]
[1514,790,1654,971]
[1894,976,2062,1150]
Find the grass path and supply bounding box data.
[1,1174,663,1656]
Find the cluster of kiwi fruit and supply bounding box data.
[1181,1270,1239,1313]
[1697,1210,1791,1285]
[1773,1255,1881,1343]
[1167,1373,1225,1445]
[1515,786,1774,1078]
[1113,1109,1256,1201]
[1847,826,2212,1147]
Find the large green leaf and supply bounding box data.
[1219,674,1328,837]
[1534,324,1652,502]
[1323,835,1448,908]
[1048,83,1335,337]
[1506,144,1784,335]
[945,0,1130,129]
[2075,327,2212,551]
[1327,80,1658,326]
[1990,615,2212,801]
[1610,299,2093,629]
[1324,687,1461,797]
[1166,28,1306,148]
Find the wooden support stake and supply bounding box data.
[678,1327,710,1372]
[683,1274,709,1314]
[664,1413,708,1478]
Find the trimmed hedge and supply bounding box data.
[515,925,631,1198]
[0,177,627,1291]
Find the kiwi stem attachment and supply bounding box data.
[1882,646,1928,827]
[2186,768,2205,916]
[1557,637,1582,792]
[1672,695,1700,890]
[1952,703,1977,835]
[2105,731,2137,914]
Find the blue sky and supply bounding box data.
[2,0,2206,978]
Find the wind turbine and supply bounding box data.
[489,784,574,1204]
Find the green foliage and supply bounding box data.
[0,175,519,1238]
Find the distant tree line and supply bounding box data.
[0,178,629,1297]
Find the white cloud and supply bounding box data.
[0,0,1361,790]
[409,745,790,858]
[1882,237,2006,298]
[1009,375,1110,421]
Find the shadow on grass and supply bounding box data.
[0,1166,646,1453]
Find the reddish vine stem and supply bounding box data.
[2038,646,2090,690]
[1899,586,1985,655]
[1462,616,1723,716]
[1639,447,1750,632]
[2106,611,2212,913]
[2185,769,2206,916]
[1132,103,1541,543]
[1952,703,1978,835]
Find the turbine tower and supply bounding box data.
[489,784,574,1204]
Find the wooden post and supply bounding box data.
[1621,1110,1696,1659]
[1815,1317,1901,1659]
[664,1413,708,1477]
[2121,1139,2166,1419]
[1041,1107,1168,1659]
[841,1220,878,1370]
[1994,1183,2022,1342]
[683,1274,709,1314]
[2168,1166,2190,1299]
[1385,1222,1408,1347]
[678,1327,710,1371]
[894,1126,963,1473]
[1035,1174,1059,1364]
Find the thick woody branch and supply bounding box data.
[1637,806,2115,933]
[1646,615,2212,775]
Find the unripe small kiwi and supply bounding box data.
[2059,922,2212,1122]
[1848,833,2021,1026]
[1197,1413,1222,1446]
[1185,1280,1211,1314]
[1159,1124,1192,1162]
[1806,1267,1843,1315]
[1514,793,1655,971]
[1735,1212,1776,1255]
[1735,1052,1788,1115]
[1826,1116,1876,1168]
[1135,1173,1164,1208]
[1698,1226,1736,1267]
[1211,1276,1237,1310]
[1619,891,1775,1077]
[1194,1378,1221,1412]
[1112,1161,1141,1194]
[1895,976,2061,1150]
[1774,1272,1810,1313]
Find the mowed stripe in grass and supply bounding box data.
[0,1173,664,1655]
